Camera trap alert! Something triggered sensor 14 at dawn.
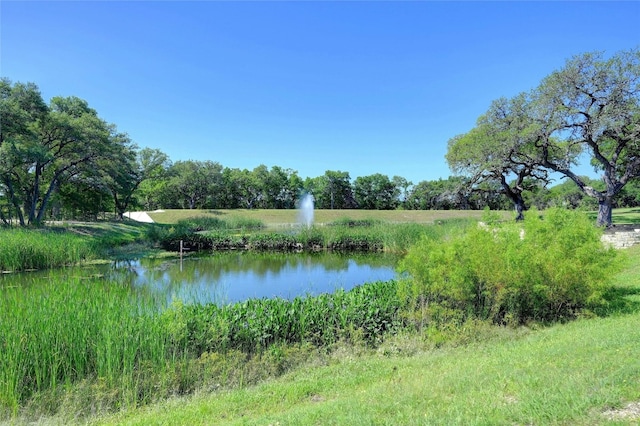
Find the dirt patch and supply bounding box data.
[602,401,640,421]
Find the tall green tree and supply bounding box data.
[266,166,302,209]
[308,171,355,210]
[406,176,480,210]
[392,175,413,208]
[0,79,131,225]
[162,160,223,209]
[354,173,399,210]
[446,95,549,220]
[446,48,639,226]
[0,80,48,224]
[532,49,640,226]
[104,146,171,218]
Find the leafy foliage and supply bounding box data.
[162,280,401,355]
[446,48,640,226]
[398,208,622,325]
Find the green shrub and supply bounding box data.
[175,216,265,232]
[224,216,265,231]
[398,208,622,326]
[246,233,300,250]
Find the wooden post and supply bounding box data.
[180,240,183,272]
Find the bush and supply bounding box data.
[397,208,622,326]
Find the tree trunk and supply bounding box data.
[35,178,60,225]
[500,176,526,221]
[596,197,613,227]
[4,179,26,226]
[514,198,525,221]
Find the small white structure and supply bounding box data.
[123,211,155,223]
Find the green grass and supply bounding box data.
[100,315,640,425]
[0,222,160,271]
[97,246,640,426]
[586,207,640,225]
[147,208,501,226]
[147,207,640,227]
[0,228,94,272]
[0,276,169,417]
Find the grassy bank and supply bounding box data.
[0,222,158,272]
[0,277,168,416]
[103,308,640,425]
[0,277,402,421]
[0,228,94,272]
[100,246,640,426]
[152,216,475,254]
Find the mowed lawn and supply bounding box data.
[148,209,502,226]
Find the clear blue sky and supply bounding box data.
[2,1,638,184]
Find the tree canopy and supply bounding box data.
[446,48,640,226]
[0,79,135,225]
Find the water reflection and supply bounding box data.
[2,252,397,306]
[111,252,397,305]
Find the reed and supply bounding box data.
[0,276,168,414]
[0,228,94,272]
[155,218,475,254]
[0,273,401,418]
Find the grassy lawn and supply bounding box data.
[148,209,505,226]
[602,208,640,225]
[97,245,640,426]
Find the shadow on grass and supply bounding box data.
[595,286,640,317]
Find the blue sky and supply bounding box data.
[2,1,638,184]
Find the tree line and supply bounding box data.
[1,48,638,226]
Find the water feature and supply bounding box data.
[1,251,397,306]
[298,193,314,228]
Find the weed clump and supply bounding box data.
[398,208,622,326]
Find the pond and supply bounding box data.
[1,252,398,306]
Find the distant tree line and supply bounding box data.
[2,59,639,226]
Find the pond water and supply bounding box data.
[1,252,398,306]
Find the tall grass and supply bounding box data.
[153,217,476,254]
[0,275,401,420]
[0,228,94,271]
[0,277,168,415]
